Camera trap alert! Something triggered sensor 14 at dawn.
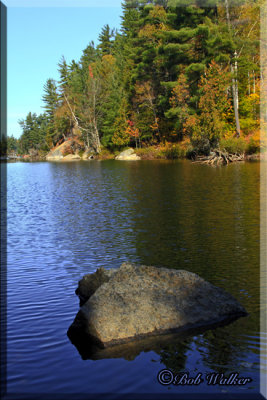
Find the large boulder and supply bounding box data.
[46,139,85,161]
[46,148,64,161]
[68,263,247,348]
[62,154,81,161]
[115,148,141,160]
[82,150,95,160]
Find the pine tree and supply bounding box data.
[57,56,69,99]
[112,97,130,147]
[42,79,59,118]
[165,73,191,140]
[41,79,59,145]
[80,41,98,68]
[18,112,48,153]
[98,24,114,55]
[16,0,261,153]
[7,135,18,154]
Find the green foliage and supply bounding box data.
[98,24,115,55]
[162,143,186,159]
[0,135,7,156]
[189,61,234,151]
[239,91,260,134]
[18,112,49,154]
[98,148,115,159]
[165,73,191,140]
[112,98,130,147]
[58,56,69,97]
[99,57,125,147]
[17,0,260,156]
[42,79,59,118]
[135,146,164,159]
[220,137,246,154]
[245,137,260,154]
[185,144,196,158]
[7,135,19,154]
[80,41,98,68]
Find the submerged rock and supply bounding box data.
[68,263,247,348]
[68,315,244,361]
[115,148,141,160]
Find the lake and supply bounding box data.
[6,160,263,398]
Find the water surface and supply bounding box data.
[7,160,263,397]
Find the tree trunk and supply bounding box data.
[86,132,90,149]
[252,69,256,119]
[225,0,241,137]
[231,63,241,137]
[93,123,101,154]
[234,50,239,110]
[147,93,160,138]
[96,135,101,153]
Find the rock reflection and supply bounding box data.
[67,315,242,364]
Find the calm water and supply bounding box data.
[6,160,264,397]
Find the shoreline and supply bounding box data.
[3,152,266,163]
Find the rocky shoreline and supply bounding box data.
[5,138,265,164]
[5,151,265,163]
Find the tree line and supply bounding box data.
[6,0,262,157]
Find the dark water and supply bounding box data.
[6,160,264,397]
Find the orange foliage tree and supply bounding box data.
[188,61,234,151]
[168,61,234,152]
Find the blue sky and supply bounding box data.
[5,1,123,138]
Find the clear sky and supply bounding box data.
[5,0,123,138]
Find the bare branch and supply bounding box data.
[237,20,259,58]
[64,94,79,127]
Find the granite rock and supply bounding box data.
[115,149,141,160]
[76,267,116,306]
[68,263,247,348]
[62,154,81,161]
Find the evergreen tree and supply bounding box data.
[112,97,130,147]
[80,41,98,67]
[41,79,59,146]
[17,0,261,154]
[42,79,59,118]
[98,24,114,55]
[18,112,49,153]
[57,56,69,98]
[7,135,18,154]
[165,73,191,140]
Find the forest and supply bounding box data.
[5,0,264,161]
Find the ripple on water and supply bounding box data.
[6,160,262,394]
